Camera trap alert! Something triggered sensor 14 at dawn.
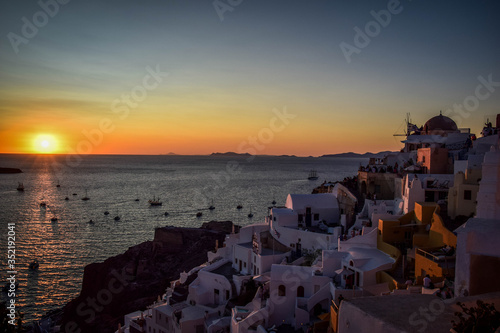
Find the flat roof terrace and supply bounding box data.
[236,242,286,256]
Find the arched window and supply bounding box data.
[297,286,304,297]
[278,285,286,296]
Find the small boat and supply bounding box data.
[29,260,39,270]
[81,190,90,201]
[50,216,58,222]
[72,193,77,196]
[209,199,215,210]
[114,215,120,221]
[237,204,243,210]
[149,196,162,206]
[56,181,61,188]
[164,211,169,216]
[135,198,140,202]
[88,219,94,224]
[308,170,318,180]
[272,200,277,205]
[64,196,69,201]
[39,201,47,207]
[17,182,24,191]
[248,207,254,218]
[196,212,203,218]
[104,211,110,215]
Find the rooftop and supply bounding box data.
[210,262,238,279]
[285,193,338,210]
[343,247,395,271]
[236,242,286,256]
[341,292,500,333]
[454,217,500,234]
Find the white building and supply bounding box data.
[402,174,454,214]
[455,141,500,297]
[268,193,342,251]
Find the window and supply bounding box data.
[422,156,426,163]
[226,290,230,300]
[464,190,472,200]
[298,214,303,222]
[278,285,286,296]
[254,256,256,263]
[297,286,304,297]
[244,262,246,268]
[314,214,319,221]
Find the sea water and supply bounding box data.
[0,154,366,323]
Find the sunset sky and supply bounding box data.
[1,0,499,156]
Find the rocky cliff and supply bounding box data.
[59,221,235,333]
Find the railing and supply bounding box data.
[306,282,331,312]
[330,300,339,333]
[416,248,455,263]
[129,318,145,332]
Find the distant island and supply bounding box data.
[0,167,23,174]
[320,151,394,158]
[210,152,253,157]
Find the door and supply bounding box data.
[296,242,302,257]
[305,207,312,227]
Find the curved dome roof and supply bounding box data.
[423,114,458,134]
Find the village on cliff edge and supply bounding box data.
[114,113,500,333]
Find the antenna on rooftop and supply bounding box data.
[393,113,412,138]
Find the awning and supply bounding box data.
[336,268,354,277]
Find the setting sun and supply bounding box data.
[34,134,59,154]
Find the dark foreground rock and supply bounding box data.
[58,222,235,333]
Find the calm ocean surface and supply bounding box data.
[0,154,366,323]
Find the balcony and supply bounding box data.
[416,248,455,264]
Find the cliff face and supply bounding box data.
[60,222,233,333]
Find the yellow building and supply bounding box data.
[447,169,481,219]
[378,202,457,286]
